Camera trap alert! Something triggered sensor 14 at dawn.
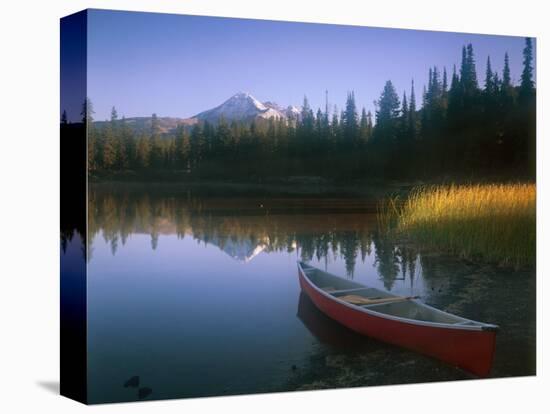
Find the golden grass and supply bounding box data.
[379,183,536,267]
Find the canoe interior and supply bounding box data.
[300,262,473,326]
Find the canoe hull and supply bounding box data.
[298,268,497,377]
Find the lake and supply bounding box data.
[69,184,535,403]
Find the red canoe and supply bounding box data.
[298,261,498,377]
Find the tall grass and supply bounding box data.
[379,183,536,267]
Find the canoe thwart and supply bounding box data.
[322,286,373,295]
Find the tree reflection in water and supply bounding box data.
[88,186,425,291]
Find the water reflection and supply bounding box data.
[88,186,423,291]
[296,292,369,349]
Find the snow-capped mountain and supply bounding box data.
[192,92,286,124]
[93,92,299,134]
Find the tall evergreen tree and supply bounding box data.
[502,52,511,89]
[374,80,400,142]
[460,44,478,99]
[466,44,478,91]
[299,96,315,141]
[110,106,118,124]
[400,92,409,140]
[343,91,359,141]
[408,80,417,140]
[519,37,535,102]
[81,97,94,128]
[331,105,339,140]
[102,107,118,169]
[359,107,369,142]
[149,113,164,168]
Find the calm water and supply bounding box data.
[78,185,535,403]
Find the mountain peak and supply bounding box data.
[193,92,285,123]
[227,92,267,111]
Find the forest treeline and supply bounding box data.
[64,38,536,181]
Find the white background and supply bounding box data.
[0,0,547,412]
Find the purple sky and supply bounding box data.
[87,9,535,121]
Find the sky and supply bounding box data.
[85,9,535,121]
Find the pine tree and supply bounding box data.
[81,97,94,128]
[518,37,536,174]
[460,44,478,98]
[502,52,511,89]
[519,37,535,102]
[400,92,409,141]
[459,45,468,87]
[300,96,315,133]
[500,52,515,110]
[343,91,358,141]
[359,107,368,142]
[447,64,461,122]
[441,67,449,112]
[331,105,340,141]
[408,80,417,140]
[61,110,68,125]
[102,109,118,170]
[420,85,429,138]
[322,95,330,141]
[110,106,118,124]
[376,81,400,122]
[374,80,400,142]
[466,44,478,91]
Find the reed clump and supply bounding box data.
[379,183,536,267]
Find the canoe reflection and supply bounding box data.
[296,292,373,349]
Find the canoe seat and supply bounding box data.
[340,294,417,306]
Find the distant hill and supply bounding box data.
[93,116,192,135]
